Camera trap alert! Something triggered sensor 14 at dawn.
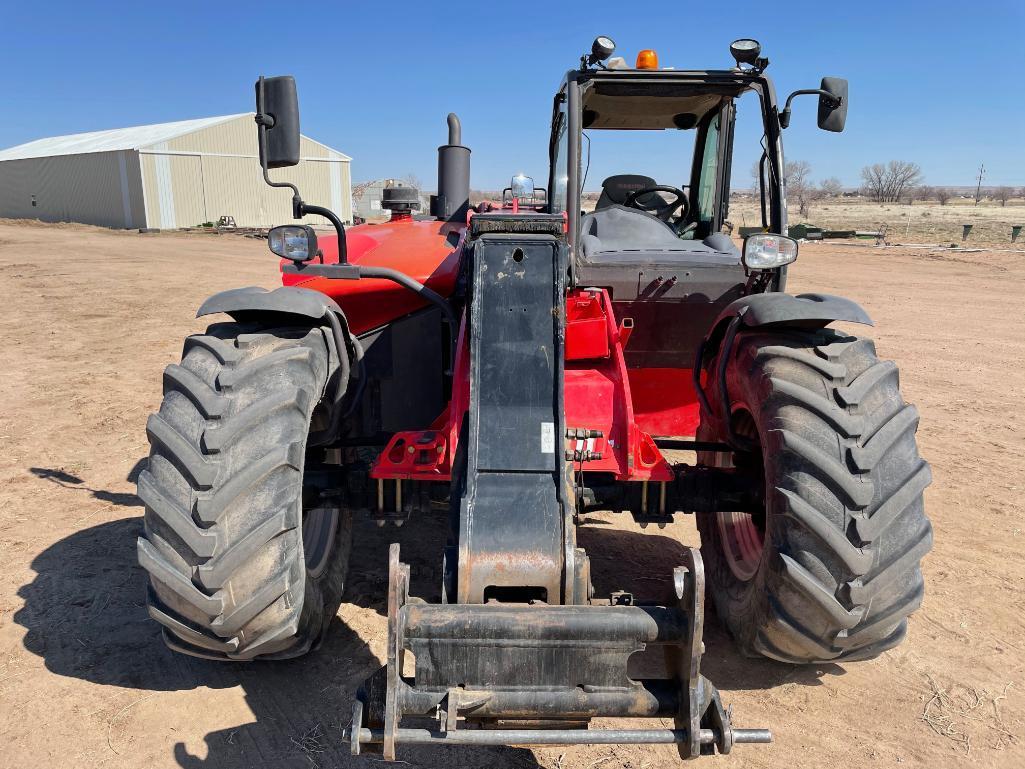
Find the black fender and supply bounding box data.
[197,285,345,323]
[703,292,872,358]
[197,285,358,446]
[695,292,872,448]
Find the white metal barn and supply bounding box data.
[0,114,352,229]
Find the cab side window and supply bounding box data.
[549,98,569,214]
[695,113,720,227]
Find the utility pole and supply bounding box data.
[974,163,985,206]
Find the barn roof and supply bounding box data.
[0,113,349,162]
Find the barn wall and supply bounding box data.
[0,115,349,230]
[139,116,351,228]
[0,150,145,228]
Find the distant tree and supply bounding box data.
[934,187,952,206]
[819,177,844,197]
[911,185,934,204]
[860,163,886,201]
[785,160,813,217]
[750,160,764,194]
[993,186,1013,207]
[860,161,923,203]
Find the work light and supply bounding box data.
[742,233,798,271]
[730,39,761,66]
[586,36,616,67]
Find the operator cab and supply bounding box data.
[561,70,756,269]
[547,38,846,366]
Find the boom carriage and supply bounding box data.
[136,36,930,761]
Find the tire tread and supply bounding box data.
[698,328,932,663]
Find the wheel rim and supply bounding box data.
[302,504,339,579]
[715,410,767,582]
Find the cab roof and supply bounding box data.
[569,68,762,131]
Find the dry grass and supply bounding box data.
[921,676,1018,755]
[290,724,327,767]
[730,198,1025,246]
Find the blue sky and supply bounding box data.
[2,1,1022,191]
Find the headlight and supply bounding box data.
[268,224,318,263]
[742,233,798,271]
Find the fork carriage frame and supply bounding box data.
[344,543,771,759]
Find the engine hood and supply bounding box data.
[281,218,464,335]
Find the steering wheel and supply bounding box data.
[623,185,689,223]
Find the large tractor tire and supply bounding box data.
[697,328,932,663]
[137,322,352,661]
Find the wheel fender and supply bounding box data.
[197,287,359,445]
[695,293,873,445]
[197,286,344,323]
[703,292,872,358]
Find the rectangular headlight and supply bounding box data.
[268,224,318,263]
[743,233,798,271]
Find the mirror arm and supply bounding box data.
[257,116,302,200]
[779,88,842,128]
[298,202,348,265]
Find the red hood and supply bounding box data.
[281,218,464,335]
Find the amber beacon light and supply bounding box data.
[635,49,659,69]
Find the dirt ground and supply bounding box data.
[1,219,1023,769]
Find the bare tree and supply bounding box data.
[860,163,886,202]
[860,161,923,203]
[785,160,813,217]
[934,187,951,206]
[891,162,924,202]
[401,173,423,191]
[750,160,764,194]
[910,185,934,204]
[819,177,844,198]
[993,186,1013,207]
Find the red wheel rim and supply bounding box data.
[714,410,766,582]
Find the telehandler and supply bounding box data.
[137,36,931,759]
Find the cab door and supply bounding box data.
[690,100,736,238]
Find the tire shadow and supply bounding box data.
[577,524,846,690]
[15,510,541,768]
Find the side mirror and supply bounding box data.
[511,174,535,200]
[268,224,318,263]
[742,233,798,271]
[817,77,848,133]
[255,76,301,169]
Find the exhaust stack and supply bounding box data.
[432,113,470,222]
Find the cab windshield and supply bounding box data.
[549,73,781,246]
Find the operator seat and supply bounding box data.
[595,174,661,211]
[580,206,739,265]
[585,173,739,265]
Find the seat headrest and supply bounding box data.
[598,175,657,206]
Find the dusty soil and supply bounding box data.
[1,220,1023,769]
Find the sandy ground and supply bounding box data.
[1,220,1023,769]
